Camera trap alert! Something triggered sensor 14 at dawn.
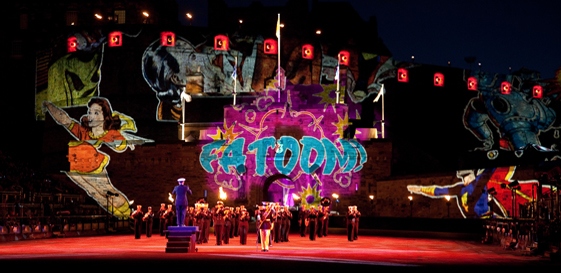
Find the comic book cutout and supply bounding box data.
[43,97,153,219]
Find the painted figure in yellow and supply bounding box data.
[43,97,153,219]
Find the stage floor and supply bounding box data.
[0,232,557,270]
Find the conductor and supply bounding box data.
[172,178,192,227]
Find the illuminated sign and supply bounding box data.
[397,68,409,83]
[302,44,314,59]
[214,35,229,51]
[533,85,543,98]
[467,77,477,90]
[264,39,277,54]
[109,31,122,47]
[501,81,511,95]
[434,73,444,87]
[338,51,349,66]
[161,31,175,47]
[67,37,78,52]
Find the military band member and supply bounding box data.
[233,207,241,237]
[239,208,250,245]
[143,206,154,237]
[322,206,330,237]
[299,206,308,237]
[164,204,175,238]
[131,204,144,239]
[223,207,232,244]
[346,206,356,242]
[317,206,324,238]
[258,203,274,252]
[158,203,166,236]
[273,203,282,243]
[282,206,292,242]
[307,207,318,241]
[213,201,225,245]
[353,206,361,240]
[195,204,207,244]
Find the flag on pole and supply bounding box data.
[334,62,340,82]
[276,16,280,38]
[232,63,237,80]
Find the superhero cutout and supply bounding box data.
[407,167,539,218]
[43,98,153,219]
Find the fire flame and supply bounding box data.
[168,193,174,202]
[219,187,227,200]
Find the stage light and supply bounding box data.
[67,37,78,52]
[397,68,409,83]
[408,195,413,201]
[161,32,175,47]
[467,77,478,90]
[109,31,122,47]
[332,193,339,199]
[302,44,314,59]
[533,85,543,98]
[501,81,512,95]
[444,195,451,202]
[214,35,229,51]
[508,180,521,190]
[264,39,277,54]
[434,73,444,87]
[339,51,350,66]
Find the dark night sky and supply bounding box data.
[177,0,561,79]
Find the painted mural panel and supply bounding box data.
[35,30,105,120]
[198,85,367,210]
[42,97,153,219]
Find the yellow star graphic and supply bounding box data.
[332,112,349,138]
[207,120,243,155]
[313,84,345,113]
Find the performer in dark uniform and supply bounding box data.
[317,207,324,238]
[233,207,240,237]
[213,201,225,245]
[273,203,282,243]
[223,207,232,244]
[353,206,361,240]
[157,203,166,236]
[131,204,144,239]
[172,178,192,227]
[282,206,292,242]
[239,208,250,245]
[204,206,211,243]
[307,207,318,241]
[195,203,207,244]
[255,206,262,244]
[322,206,330,237]
[346,206,356,242]
[143,206,154,237]
[299,206,307,237]
[164,204,175,238]
[187,207,195,226]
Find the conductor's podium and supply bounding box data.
[165,226,198,253]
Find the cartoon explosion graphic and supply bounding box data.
[207,120,243,155]
[298,183,323,210]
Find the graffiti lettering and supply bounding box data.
[200,136,367,177]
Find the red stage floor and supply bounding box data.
[0,232,557,270]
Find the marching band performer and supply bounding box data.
[307,207,318,241]
[282,206,292,242]
[213,201,225,245]
[322,206,330,237]
[346,206,356,242]
[195,203,207,244]
[299,206,308,237]
[258,202,275,252]
[158,203,166,236]
[143,206,154,237]
[273,203,282,243]
[353,206,361,240]
[131,204,144,239]
[239,207,250,245]
[164,204,175,238]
